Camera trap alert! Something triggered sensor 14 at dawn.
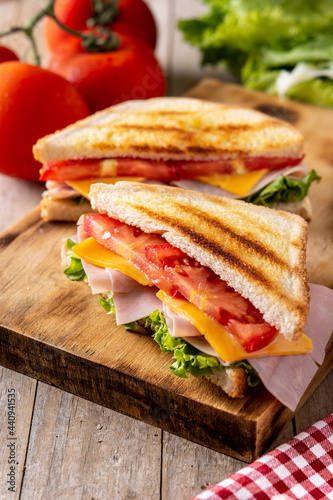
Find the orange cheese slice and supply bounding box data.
[72,237,153,286]
[157,291,312,362]
[196,169,267,197]
[66,177,146,199]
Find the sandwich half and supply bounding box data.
[34,97,320,222]
[63,182,333,410]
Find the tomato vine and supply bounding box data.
[0,0,120,65]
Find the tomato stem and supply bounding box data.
[0,0,120,66]
[87,0,119,28]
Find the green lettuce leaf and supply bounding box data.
[285,78,333,107]
[261,36,333,68]
[178,0,333,106]
[242,169,321,207]
[71,196,86,206]
[148,310,222,377]
[145,310,259,385]
[64,238,87,281]
[97,297,258,384]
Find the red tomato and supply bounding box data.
[0,46,19,63]
[0,62,89,182]
[48,33,165,113]
[39,157,233,181]
[45,0,157,52]
[83,214,277,352]
[84,213,177,296]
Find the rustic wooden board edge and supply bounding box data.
[1,312,332,463]
[0,323,261,462]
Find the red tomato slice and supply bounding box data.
[39,155,303,182]
[227,320,277,353]
[148,245,277,352]
[39,158,175,181]
[84,214,277,353]
[83,214,178,296]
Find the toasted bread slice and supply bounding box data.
[33,97,303,164]
[205,367,248,398]
[40,196,95,222]
[89,182,309,342]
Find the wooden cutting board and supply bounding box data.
[1,80,332,462]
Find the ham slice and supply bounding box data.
[302,283,333,365]
[163,303,203,337]
[77,220,162,318]
[162,283,333,411]
[250,352,318,412]
[245,163,308,197]
[106,267,162,320]
[250,283,333,411]
[43,180,78,199]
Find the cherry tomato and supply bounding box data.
[48,33,165,113]
[0,62,89,182]
[44,0,157,52]
[0,46,19,63]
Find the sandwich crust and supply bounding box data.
[89,181,309,341]
[205,367,248,398]
[33,97,304,164]
[40,196,95,222]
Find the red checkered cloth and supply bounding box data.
[192,414,333,500]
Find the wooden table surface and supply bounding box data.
[0,1,332,499]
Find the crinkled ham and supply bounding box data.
[43,180,78,199]
[250,284,333,411]
[163,303,202,337]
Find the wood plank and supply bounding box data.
[161,420,294,500]
[0,367,37,499]
[0,202,332,462]
[20,382,162,499]
[161,433,243,500]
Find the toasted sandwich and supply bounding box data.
[62,182,333,410]
[34,97,320,222]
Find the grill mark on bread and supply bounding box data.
[113,120,281,134]
[114,124,190,134]
[130,144,259,156]
[131,145,186,155]
[175,203,288,269]
[131,204,301,307]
